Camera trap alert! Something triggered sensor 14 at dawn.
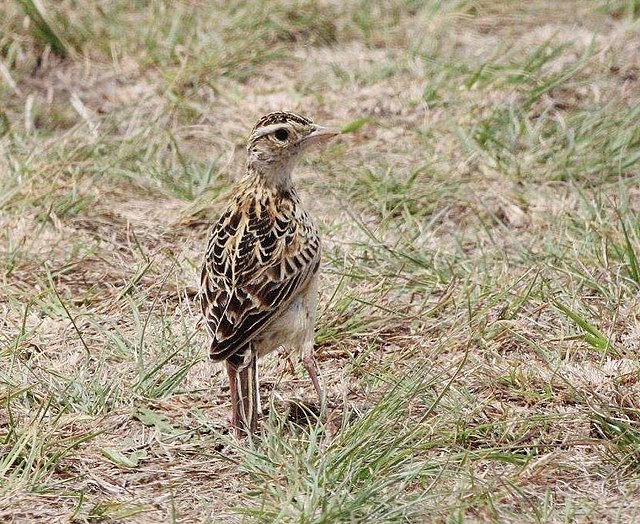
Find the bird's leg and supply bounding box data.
[302,351,326,417]
[226,361,242,434]
[226,350,259,437]
[254,363,261,415]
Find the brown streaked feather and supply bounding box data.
[226,352,259,433]
[200,179,321,363]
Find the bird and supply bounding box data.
[199,111,339,436]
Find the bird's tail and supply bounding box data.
[226,354,259,437]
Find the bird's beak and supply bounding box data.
[302,124,340,147]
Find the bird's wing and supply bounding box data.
[200,197,320,362]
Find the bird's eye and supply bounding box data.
[274,128,289,142]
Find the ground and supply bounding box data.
[1,0,640,522]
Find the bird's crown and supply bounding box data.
[251,111,313,134]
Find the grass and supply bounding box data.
[2,0,640,521]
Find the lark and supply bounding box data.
[200,111,338,436]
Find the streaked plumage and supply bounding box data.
[200,111,338,436]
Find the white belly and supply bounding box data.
[253,273,319,358]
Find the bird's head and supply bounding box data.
[246,111,338,189]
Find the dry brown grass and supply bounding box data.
[2,0,640,522]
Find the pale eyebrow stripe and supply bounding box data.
[249,123,288,141]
